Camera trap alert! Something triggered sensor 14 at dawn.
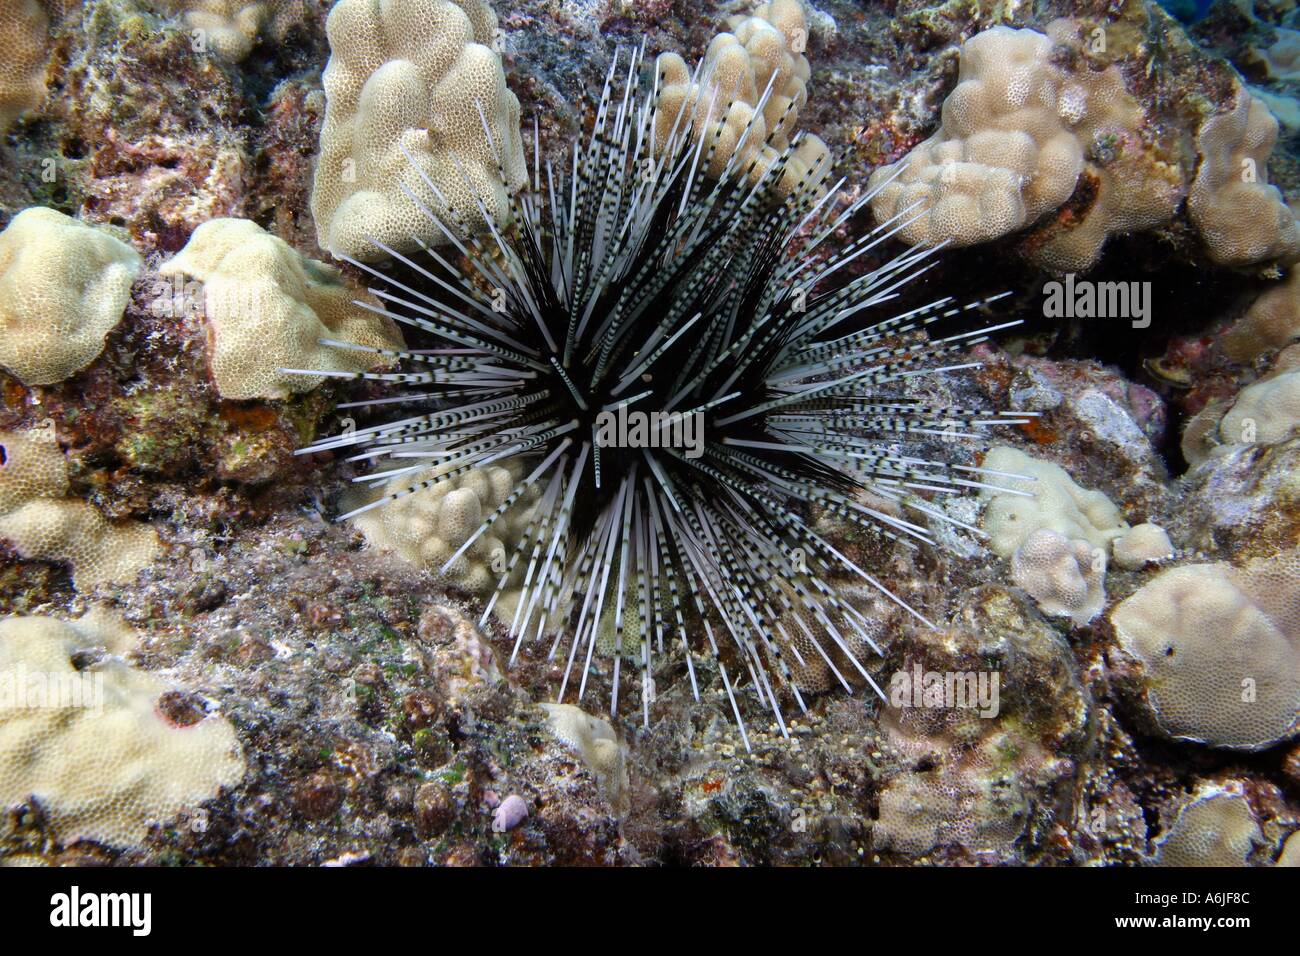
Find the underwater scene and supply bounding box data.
[0,0,1298,893]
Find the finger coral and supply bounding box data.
[0,425,161,589]
[0,611,244,848]
[0,0,47,132]
[0,208,142,386]
[1188,87,1300,268]
[653,0,830,194]
[350,458,538,606]
[867,23,1175,272]
[1111,551,1300,750]
[158,218,402,399]
[309,0,527,261]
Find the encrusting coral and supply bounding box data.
[0,0,47,132]
[1188,86,1300,268]
[309,0,526,261]
[1111,550,1300,750]
[158,218,402,399]
[0,208,142,386]
[1110,522,1174,569]
[1185,349,1300,464]
[1010,527,1106,626]
[0,610,245,848]
[1222,269,1300,362]
[866,22,1180,272]
[161,0,267,61]
[979,445,1128,557]
[653,0,830,194]
[0,425,161,590]
[1152,784,1263,866]
[539,703,629,814]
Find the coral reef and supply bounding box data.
[157,218,402,399]
[1152,783,1265,865]
[1010,527,1106,626]
[0,208,141,386]
[1222,268,1300,361]
[866,22,1180,272]
[653,0,830,192]
[0,424,161,590]
[1188,85,1300,267]
[0,0,47,132]
[0,0,1298,872]
[979,445,1129,557]
[160,0,271,61]
[0,609,244,849]
[350,459,537,604]
[1111,551,1300,750]
[310,0,526,260]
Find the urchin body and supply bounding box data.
[297,48,1025,746]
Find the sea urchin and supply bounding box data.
[294,46,1029,747]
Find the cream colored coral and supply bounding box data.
[0,208,141,386]
[0,612,244,848]
[1188,88,1300,268]
[352,457,538,598]
[1111,522,1174,570]
[1278,831,1300,866]
[164,0,265,61]
[0,425,160,590]
[1010,528,1105,626]
[978,445,1127,558]
[158,218,401,399]
[868,24,1165,271]
[1223,270,1300,362]
[310,0,526,261]
[1249,28,1300,83]
[539,702,629,814]
[1111,552,1300,750]
[0,0,47,132]
[1153,785,1262,867]
[653,0,829,195]
[1218,369,1300,450]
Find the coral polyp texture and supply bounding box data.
[0,425,161,589]
[161,0,268,62]
[1111,551,1300,750]
[0,208,141,386]
[1152,784,1264,866]
[1222,269,1300,362]
[158,218,403,399]
[5,0,1300,874]
[0,611,244,848]
[866,22,1179,272]
[1188,87,1300,268]
[309,0,527,261]
[0,0,47,132]
[301,41,1025,746]
[350,459,538,600]
[653,0,829,193]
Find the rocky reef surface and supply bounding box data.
[1,0,1299,866]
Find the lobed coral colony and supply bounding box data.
[0,0,1298,870]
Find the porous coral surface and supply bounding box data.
[0,0,1299,871]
